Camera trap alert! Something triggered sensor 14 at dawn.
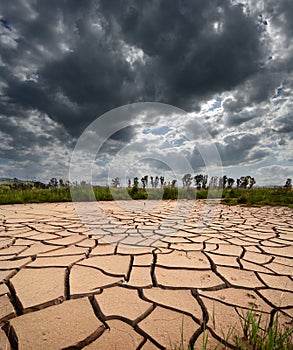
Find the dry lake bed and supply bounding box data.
[0,200,292,349]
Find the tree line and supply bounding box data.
[1,176,291,190]
[0,178,71,190]
[182,174,256,189]
[112,175,292,190]
[111,174,258,190]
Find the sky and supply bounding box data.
[0,0,292,187]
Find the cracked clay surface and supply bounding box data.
[0,200,292,349]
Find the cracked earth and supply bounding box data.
[0,200,292,349]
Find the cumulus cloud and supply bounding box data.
[256,165,293,186]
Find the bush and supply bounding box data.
[237,195,248,204]
[163,186,178,199]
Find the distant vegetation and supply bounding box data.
[0,176,292,207]
[221,187,293,207]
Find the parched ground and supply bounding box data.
[0,200,292,350]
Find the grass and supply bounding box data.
[235,309,293,350]
[171,309,292,350]
[0,185,292,207]
[0,187,72,204]
[221,188,293,208]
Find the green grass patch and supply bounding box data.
[222,188,293,208]
[0,186,292,207]
[0,187,72,204]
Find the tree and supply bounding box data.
[284,178,292,189]
[248,176,256,188]
[111,177,120,188]
[133,177,139,187]
[194,174,203,189]
[238,176,256,189]
[141,177,146,188]
[227,178,235,189]
[150,176,154,188]
[236,178,241,188]
[34,181,47,189]
[182,174,192,188]
[223,175,228,188]
[160,176,164,187]
[130,177,139,197]
[154,176,159,188]
[48,178,58,188]
[141,175,148,188]
[239,177,247,188]
[64,180,70,187]
[202,175,208,189]
[171,179,177,188]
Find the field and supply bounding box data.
[0,201,292,349]
[0,185,292,207]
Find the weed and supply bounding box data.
[235,309,293,350]
[172,309,292,350]
[202,323,209,350]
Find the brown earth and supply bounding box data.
[0,200,292,349]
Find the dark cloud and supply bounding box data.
[0,113,71,162]
[0,0,267,134]
[265,0,293,40]
[1,1,135,136]
[224,109,259,127]
[275,115,293,138]
[100,0,266,108]
[97,125,135,157]
[0,0,291,182]
[109,126,134,142]
[216,133,267,166]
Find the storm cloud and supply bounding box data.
[0,0,292,185]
